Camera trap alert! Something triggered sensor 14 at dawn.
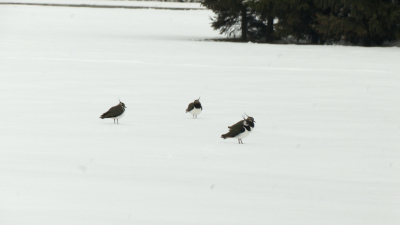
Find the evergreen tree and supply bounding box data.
[201,0,251,41]
[202,0,400,46]
[274,0,324,44]
[314,0,400,46]
[248,0,276,43]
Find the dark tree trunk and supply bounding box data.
[241,7,248,42]
[265,15,274,43]
[374,37,384,46]
[362,18,372,46]
[311,32,319,44]
[363,36,372,46]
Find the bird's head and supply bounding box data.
[242,113,255,123]
[119,100,126,108]
[246,117,255,123]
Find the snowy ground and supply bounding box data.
[0,0,205,9]
[1,2,400,225]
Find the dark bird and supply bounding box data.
[100,100,126,124]
[221,114,255,144]
[186,98,202,118]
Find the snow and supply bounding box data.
[1,2,400,225]
[0,0,205,9]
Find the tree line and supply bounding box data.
[201,0,400,46]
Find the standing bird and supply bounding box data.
[221,114,255,144]
[186,98,202,118]
[100,100,126,124]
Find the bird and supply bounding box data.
[221,113,255,144]
[100,100,126,124]
[186,97,202,118]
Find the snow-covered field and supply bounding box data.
[1,2,399,225]
[0,0,205,9]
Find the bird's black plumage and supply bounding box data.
[221,116,255,144]
[186,98,202,118]
[186,102,195,112]
[100,101,126,124]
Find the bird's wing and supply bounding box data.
[186,102,194,112]
[228,120,244,131]
[222,120,245,138]
[100,105,123,118]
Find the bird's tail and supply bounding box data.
[100,112,108,119]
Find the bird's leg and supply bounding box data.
[238,139,240,144]
[113,119,115,124]
[117,119,119,124]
